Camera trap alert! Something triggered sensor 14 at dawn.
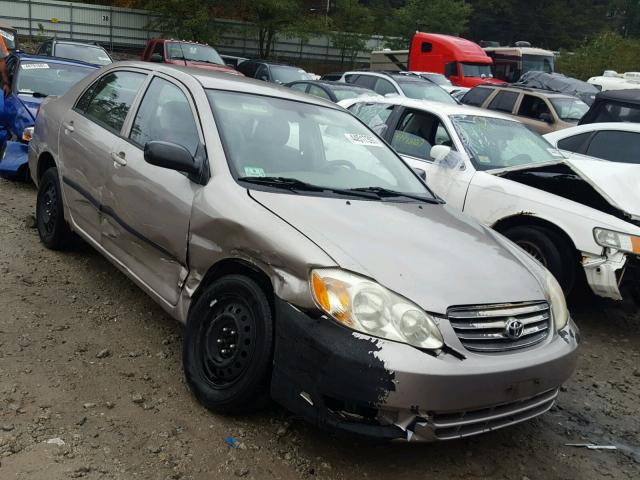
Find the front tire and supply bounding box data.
[36,167,74,250]
[183,275,273,414]
[502,225,576,294]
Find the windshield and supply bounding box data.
[550,98,589,122]
[422,73,452,86]
[207,90,434,199]
[522,54,554,74]
[397,81,456,104]
[460,63,493,78]
[16,61,94,97]
[332,87,375,101]
[56,44,112,65]
[270,66,311,84]
[0,29,16,50]
[167,42,224,65]
[450,114,564,170]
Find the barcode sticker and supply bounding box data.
[344,133,382,146]
[21,63,50,70]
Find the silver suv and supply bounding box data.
[29,62,578,441]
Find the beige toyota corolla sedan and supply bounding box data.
[28,62,579,441]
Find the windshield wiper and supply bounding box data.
[18,90,47,98]
[238,176,380,199]
[349,186,443,204]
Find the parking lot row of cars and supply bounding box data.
[0,36,638,442]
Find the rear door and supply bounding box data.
[102,74,203,305]
[58,69,147,242]
[516,94,555,134]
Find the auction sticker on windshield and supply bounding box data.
[344,133,382,146]
[243,166,266,177]
[21,63,50,70]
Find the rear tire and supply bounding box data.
[502,225,576,294]
[183,275,273,414]
[36,167,74,250]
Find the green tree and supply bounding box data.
[556,31,640,79]
[142,0,223,44]
[330,0,374,65]
[389,0,473,48]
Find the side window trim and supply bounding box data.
[73,68,150,136]
[122,72,205,151]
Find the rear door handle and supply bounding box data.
[63,122,74,133]
[111,151,127,166]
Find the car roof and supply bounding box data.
[344,71,435,84]
[476,84,573,99]
[13,52,98,68]
[546,122,640,140]
[594,88,640,104]
[291,80,372,90]
[342,94,517,121]
[51,40,104,47]
[105,61,340,109]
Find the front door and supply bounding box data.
[102,75,202,305]
[58,70,147,242]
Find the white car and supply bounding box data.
[340,96,640,301]
[544,122,640,164]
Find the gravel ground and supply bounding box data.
[0,178,639,480]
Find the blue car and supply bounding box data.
[0,53,96,179]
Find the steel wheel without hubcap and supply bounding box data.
[38,182,58,237]
[201,298,256,387]
[36,167,74,250]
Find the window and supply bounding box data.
[255,64,269,81]
[391,110,450,161]
[344,74,359,83]
[444,62,457,78]
[421,42,432,53]
[270,66,311,84]
[461,86,494,106]
[308,85,331,100]
[55,43,112,65]
[44,42,52,56]
[237,61,259,77]
[17,61,93,98]
[130,78,199,155]
[77,71,146,133]
[518,95,552,121]
[460,63,493,78]
[397,80,457,104]
[152,42,164,59]
[373,78,397,96]
[557,132,592,154]
[289,83,308,93]
[352,75,376,90]
[488,91,518,113]
[586,130,640,163]
[348,102,393,135]
[593,103,640,123]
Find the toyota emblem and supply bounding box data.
[505,318,525,339]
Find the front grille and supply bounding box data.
[448,302,551,352]
[431,388,558,440]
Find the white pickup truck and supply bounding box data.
[340,96,640,301]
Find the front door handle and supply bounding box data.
[111,151,127,166]
[63,122,74,133]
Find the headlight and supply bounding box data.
[545,270,568,331]
[22,127,34,142]
[594,227,640,255]
[310,268,443,349]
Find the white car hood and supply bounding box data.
[563,156,640,219]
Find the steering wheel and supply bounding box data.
[321,160,356,171]
[508,153,532,165]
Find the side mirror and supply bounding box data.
[150,53,163,63]
[144,141,199,175]
[539,113,553,124]
[430,145,451,163]
[413,167,427,181]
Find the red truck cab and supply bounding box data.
[141,39,242,75]
[408,33,504,88]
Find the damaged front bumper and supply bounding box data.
[0,140,29,179]
[271,298,579,442]
[582,251,640,301]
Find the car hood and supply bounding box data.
[249,191,547,314]
[16,94,42,121]
[495,156,640,219]
[183,61,242,75]
[563,156,640,219]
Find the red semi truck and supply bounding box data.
[370,32,505,88]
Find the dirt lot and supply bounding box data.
[0,178,639,480]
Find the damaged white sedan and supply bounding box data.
[342,96,640,301]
